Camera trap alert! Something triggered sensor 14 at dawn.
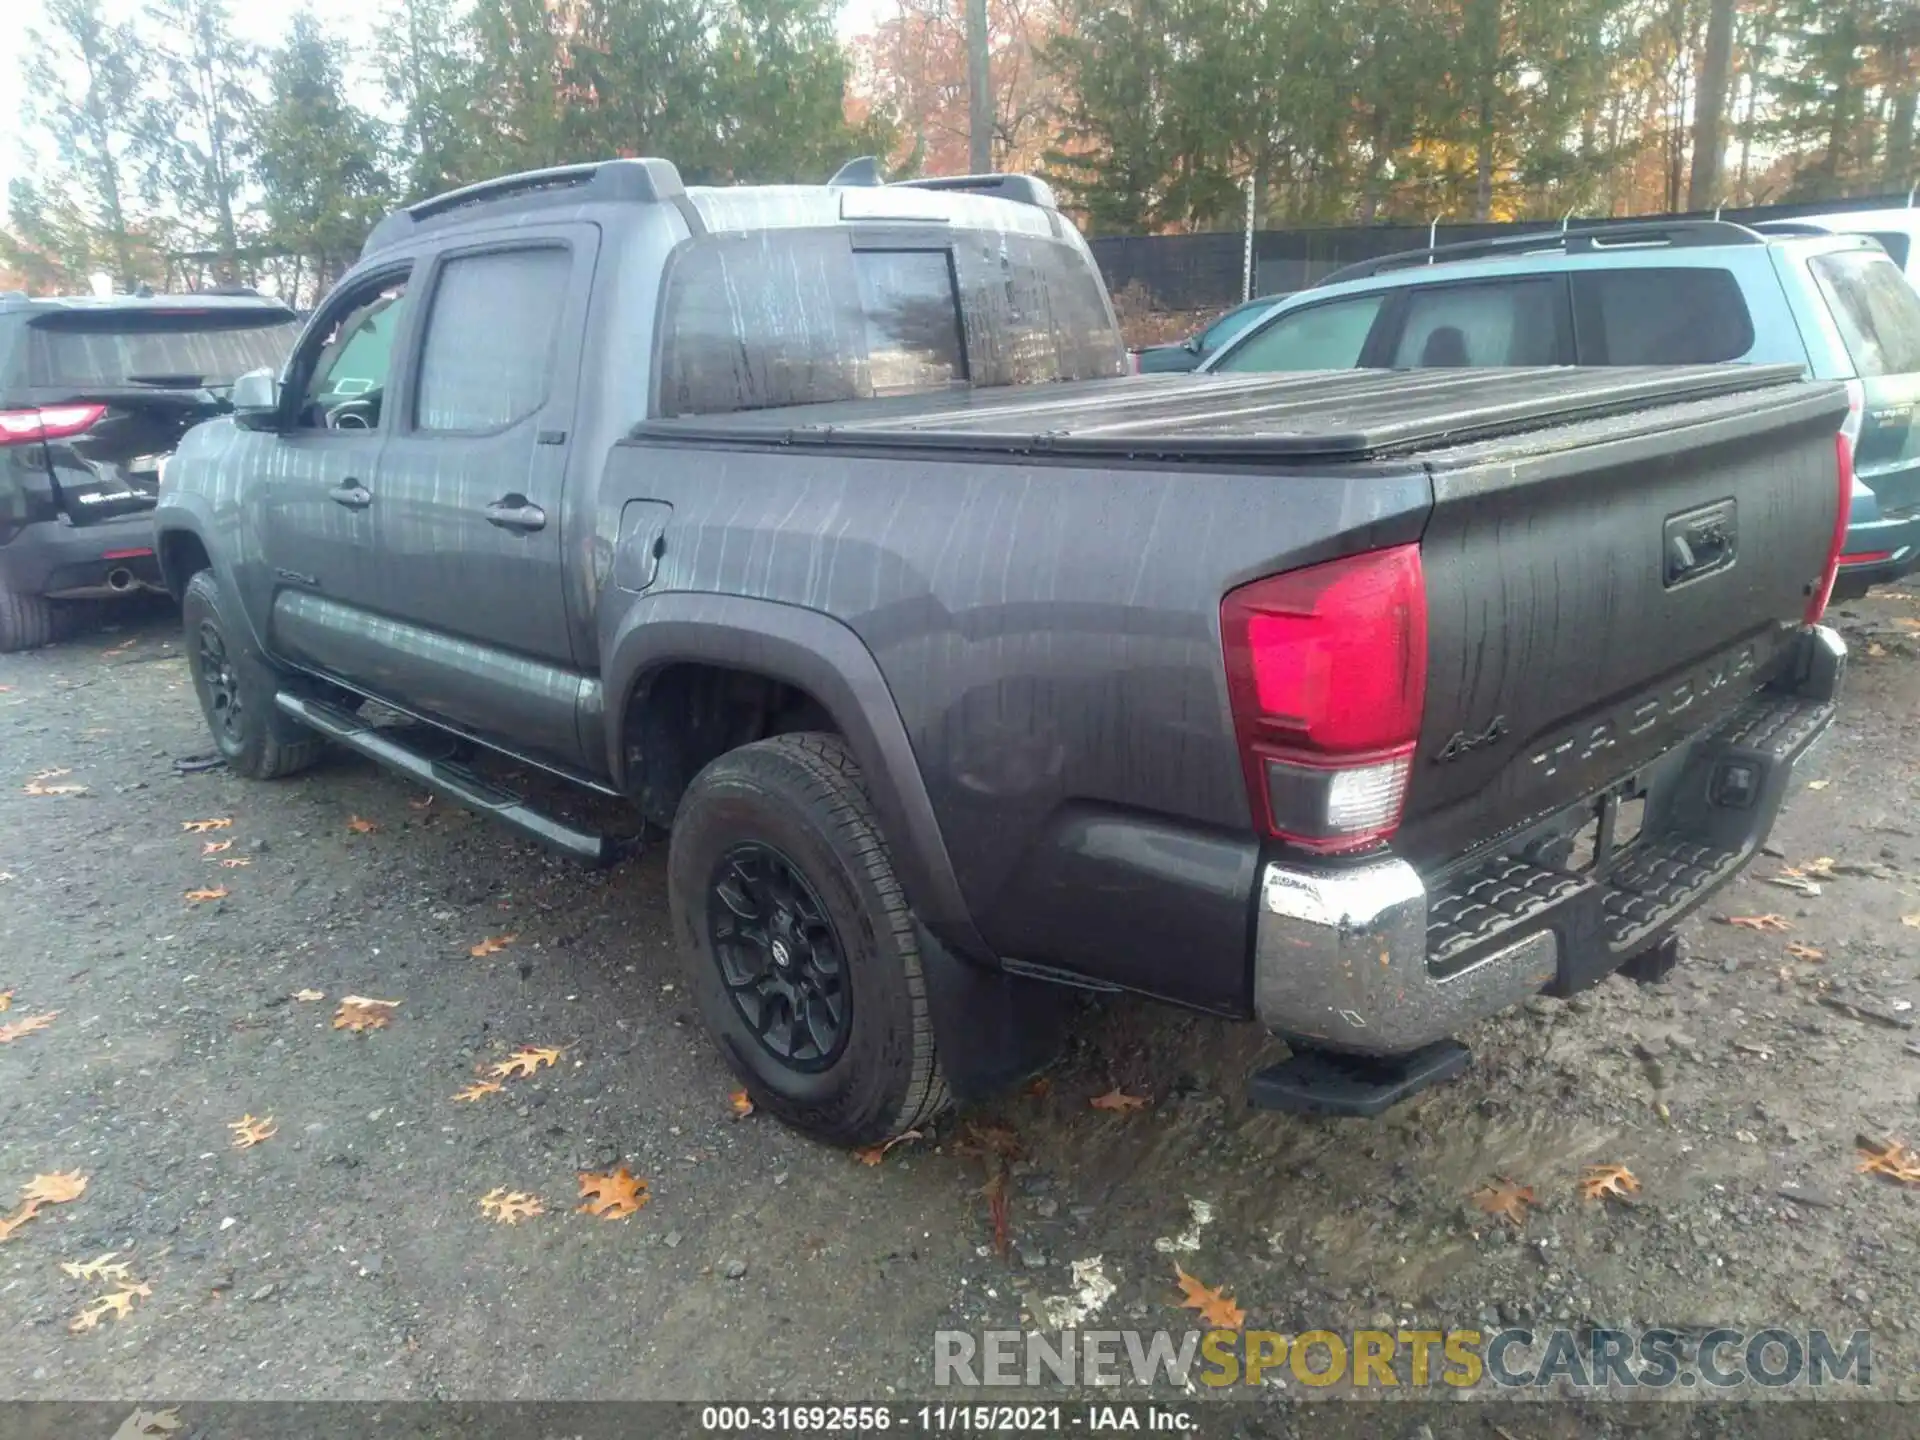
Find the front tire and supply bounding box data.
[182,570,324,780]
[668,732,950,1147]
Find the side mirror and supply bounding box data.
[230,369,282,431]
[1183,334,1203,354]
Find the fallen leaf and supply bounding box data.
[408,794,435,810]
[1806,780,1830,791]
[0,990,10,1012]
[61,1252,133,1284]
[23,1171,87,1206]
[0,1012,57,1044]
[332,996,400,1032]
[23,768,87,796]
[1722,914,1792,933]
[1471,1176,1536,1226]
[346,815,379,834]
[291,988,324,1002]
[1903,915,1920,929]
[469,933,519,958]
[201,839,233,855]
[1024,1075,1053,1100]
[478,1187,545,1224]
[853,1129,924,1166]
[109,1408,181,1440]
[68,1282,150,1333]
[0,1200,42,1242]
[1857,1137,1920,1185]
[183,886,228,903]
[217,858,251,869]
[1895,617,1920,633]
[1801,857,1838,878]
[489,1045,563,1079]
[1786,942,1826,962]
[1090,1088,1149,1112]
[1869,642,1889,658]
[181,818,232,833]
[576,1168,650,1220]
[729,1089,754,1118]
[102,639,135,656]
[453,1079,504,1102]
[982,1168,1011,1254]
[952,1122,1022,1160]
[1173,1265,1246,1330]
[228,1115,277,1149]
[1578,1164,1641,1202]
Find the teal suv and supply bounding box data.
[1204,221,1920,600]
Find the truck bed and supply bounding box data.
[639,364,1810,462]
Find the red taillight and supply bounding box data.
[0,404,106,447]
[1839,549,1893,566]
[1807,432,1852,624]
[1221,544,1428,854]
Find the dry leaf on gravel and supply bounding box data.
[1090,1088,1149,1112]
[408,794,434,810]
[576,1168,649,1220]
[108,1408,180,1440]
[0,1200,42,1242]
[0,1013,57,1044]
[201,839,233,855]
[1578,1164,1641,1202]
[478,1188,545,1224]
[1786,942,1826,962]
[346,815,379,834]
[61,1253,133,1284]
[228,1115,276,1149]
[291,988,324,1003]
[489,1045,563,1079]
[982,1169,1011,1255]
[332,996,399,1032]
[729,1089,754,1118]
[183,886,228,903]
[23,769,87,796]
[1904,915,1920,929]
[23,1171,88,1206]
[1471,1177,1536,1226]
[1722,914,1792,932]
[453,1080,503,1102]
[1024,1075,1053,1099]
[1857,1138,1920,1186]
[217,858,250,869]
[69,1282,150,1333]
[181,818,232,833]
[1806,779,1830,790]
[0,990,10,1011]
[952,1122,1022,1161]
[853,1130,924,1166]
[1173,1265,1246,1331]
[469,934,518,958]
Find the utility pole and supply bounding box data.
[967,0,991,173]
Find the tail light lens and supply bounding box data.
[1221,544,1428,854]
[1807,431,1852,624]
[0,404,106,447]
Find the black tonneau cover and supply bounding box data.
[639,365,1809,463]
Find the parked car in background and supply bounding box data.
[0,289,301,650]
[1204,221,1920,601]
[1131,294,1286,372]
[157,160,1850,1146]
[1753,208,1920,290]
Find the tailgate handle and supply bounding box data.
[1664,500,1737,589]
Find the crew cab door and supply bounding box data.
[359,229,595,767]
[258,262,416,689]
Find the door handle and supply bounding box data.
[484,496,547,533]
[328,480,373,510]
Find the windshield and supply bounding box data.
[29,309,301,388]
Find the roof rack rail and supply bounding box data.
[362,157,686,257]
[891,172,1057,210]
[1319,219,1766,286]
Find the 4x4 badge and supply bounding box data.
[1434,715,1509,763]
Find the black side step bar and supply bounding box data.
[274,691,628,867]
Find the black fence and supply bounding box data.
[1089,191,1920,312]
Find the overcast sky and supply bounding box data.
[0,0,891,207]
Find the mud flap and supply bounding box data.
[915,921,1073,1102]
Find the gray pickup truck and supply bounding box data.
[154,159,1852,1146]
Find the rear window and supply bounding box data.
[655,227,1124,416]
[28,309,300,388]
[1810,250,1920,378]
[1571,267,1755,364]
[1390,280,1562,366]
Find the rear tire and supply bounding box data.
[0,590,57,653]
[182,569,325,780]
[668,732,950,1147]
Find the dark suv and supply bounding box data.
[0,290,300,650]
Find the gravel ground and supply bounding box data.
[3,586,1920,1436]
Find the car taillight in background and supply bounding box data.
[0,404,107,447]
[1806,431,1853,624]
[1220,544,1428,854]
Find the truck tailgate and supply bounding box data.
[1397,377,1850,871]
